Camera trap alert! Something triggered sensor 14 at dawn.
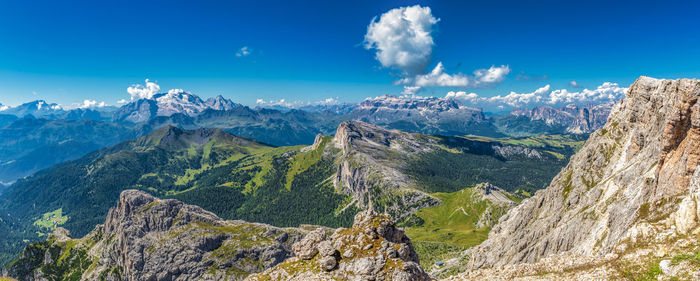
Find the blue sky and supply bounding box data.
[1,0,699,107]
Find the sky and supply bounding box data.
[0,0,699,108]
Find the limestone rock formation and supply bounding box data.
[331,121,549,222]
[333,121,440,219]
[511,102,613,134]
[246,210,432,281]
[8,190,307,281]
[462,77,700,279]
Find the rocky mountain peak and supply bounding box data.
[360,95,467,112]
[332,121,439,216]
[468,76,700,271]
[510,101,614,134]
[333,120,427,155]
[113,91,239,123]
[8,190,307,280]
[246,210,431,281]
[136,125,257,152]
[0,100,65,118]
[205,95,240,111]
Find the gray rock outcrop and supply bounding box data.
[246,210,433,281]
[10,190,307,281]
[469,76,700,269]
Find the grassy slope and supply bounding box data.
[0,129,582,268]
[0,129,355,266]
[405,187,513,269]
[400,135,582,273]
[405,134,583,195]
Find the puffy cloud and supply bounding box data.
[413,62,469,87]
[399,63,510,88]
[167,89,185,95]
[400,86,422,96]
[127,79,160,100]
[0,104,8,111]
[569,80,582,88]
[256,98,300,108]
[548,82,626,105]
[446,82,627,110]
[486,85,550,107]
[318,97,340,105]
[256,97,343,108]
[473,65,511,85]
[117,99,128,104]
[364,5,438,75]
[445,91,479,102]
[236,46,251,57]
[78,99,106,109]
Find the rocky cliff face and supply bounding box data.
[332,121,441,220]
[464,77,700,279]
[8,192,432,281]
[331,120,565,223]
[8,190,307,281]
[511,102,613,134]
[246,210,431,281]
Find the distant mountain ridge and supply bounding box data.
[113,91,241,123]
[0,100,64,118]
[0,91,612,184]
[511,102,613,134]
[0,122,581,266]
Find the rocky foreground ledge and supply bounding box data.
[246,209,432,281]
[6,190,431,281]
[451,77,700,280]
[7,190,309,280]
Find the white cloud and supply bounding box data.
[117,99,128,104]
[0,105,8,111]
[364,5,438,75]
[256,98,299,108]
[400,86,422,96]
[487,85,549,107]
[319,97,340,105]
[445,91,479,102]
[78,99,106,109]
[446,82,627,110]
[473,65,511,85]
[167,89,185,96]
[413,62,469,87]
[256,97,343,108]
[236,46,251,57]
[569,80,582,88]
[548,82,626,105]
[398,63,510,88]
[127,79,161,100]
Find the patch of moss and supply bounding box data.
[561,170,574,202]
[637,202,651,220]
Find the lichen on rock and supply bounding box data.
[246,210,432,281]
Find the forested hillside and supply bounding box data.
[0,123,582,266]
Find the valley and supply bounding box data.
[1,1,697,279]
[1,76,698,280]
[0,120,580,270]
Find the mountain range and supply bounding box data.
[1,76,697,280]
[0,91,613,185]
[0,120,581,267]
